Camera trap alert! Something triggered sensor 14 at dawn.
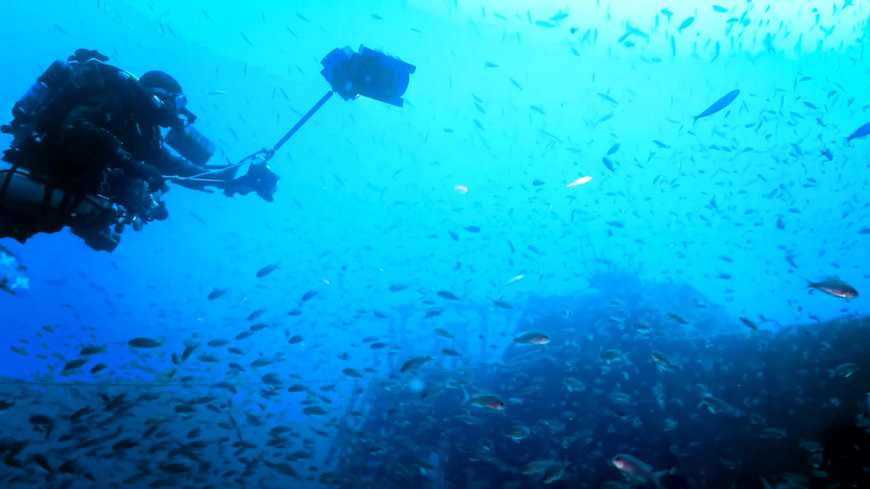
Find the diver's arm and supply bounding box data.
[154,147,235,191]
[60,108,164,190]
[157,148,278,201]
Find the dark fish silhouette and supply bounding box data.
[694,89,740,121]
[257,263,279,278]
[846,121,870,143]
[128,337,163,348]
[437,290,460,301]
[207,288,227,300]
[61,358,88,373]
[677,16,694,32]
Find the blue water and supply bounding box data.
[1,1,869,488]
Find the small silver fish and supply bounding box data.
[651,351,678,371]
[0,245,30,294]
[805,278,858,299]
[611,454,666,486]
[514,331,550,345]
[830,362,859,378]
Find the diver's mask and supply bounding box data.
[150,87,191,128]
[150,88,215,166]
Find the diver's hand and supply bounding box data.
[224,163,279,202]
[115,154,165,192]
[139,164,166,192]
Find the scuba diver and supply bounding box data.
[0,45,414,253]
[0,48,278,252]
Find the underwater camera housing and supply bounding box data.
[321,45,416,107]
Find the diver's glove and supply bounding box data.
[113,152,166,193]
[116,178,167,225]
[224,163,279,202]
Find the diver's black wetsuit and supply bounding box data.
[0,54,219,249]
[3,57,205,200]
[1,49,276,250]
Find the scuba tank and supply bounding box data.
[165,124,215,167]
[2,60,74,147]
[0,166,120,251]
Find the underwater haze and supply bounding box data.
[1,1,870,488]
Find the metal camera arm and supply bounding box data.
[256,45,416,165]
